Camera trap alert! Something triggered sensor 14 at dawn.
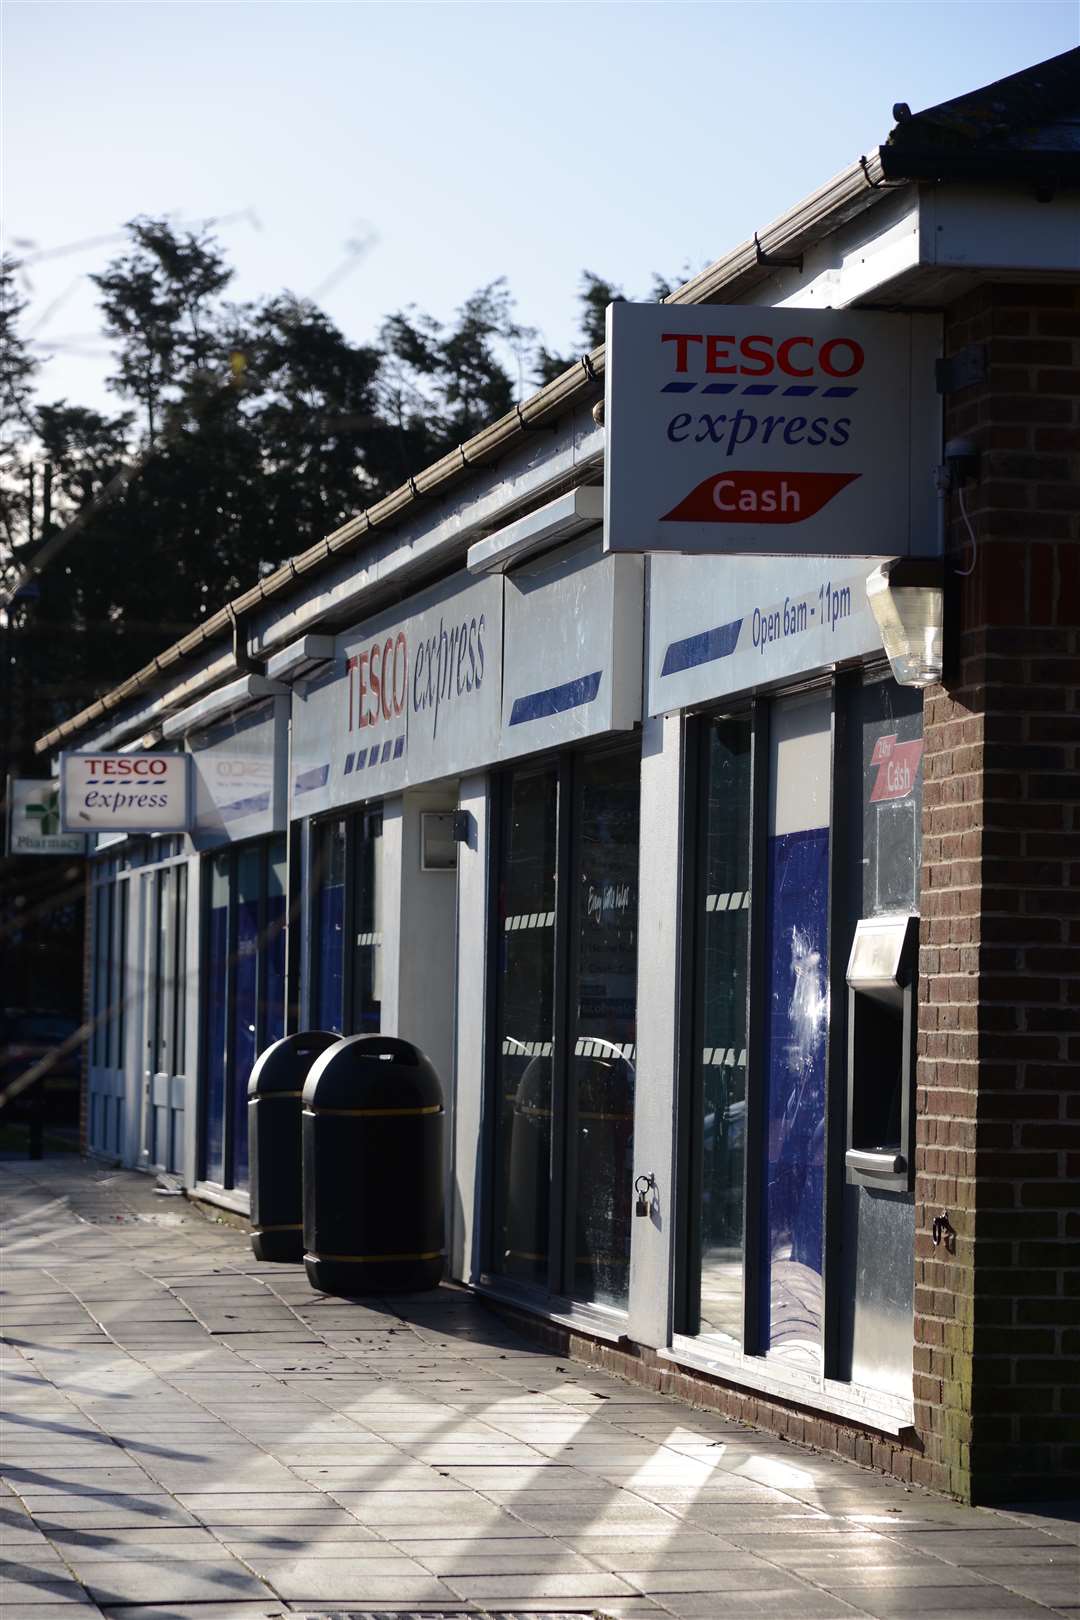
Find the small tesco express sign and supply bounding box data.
[60,752,192,834]
[603,303,941,558]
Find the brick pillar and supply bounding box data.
[915,283,1080,1503]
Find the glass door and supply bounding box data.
[565,748,639,1309]
[489,744,640,1313]
[200,835,287,1191]
[491,763,559,1286]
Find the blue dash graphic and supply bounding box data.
[509,671,602,726]
[219,792,271,824]
[661,618,743,677]
[293,764,329,795]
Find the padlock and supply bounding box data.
[634,1173,653,1217]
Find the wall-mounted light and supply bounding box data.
[865,557,945,689]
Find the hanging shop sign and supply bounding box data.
[291,571,503,817]
[647,553,883,716]
[60,753,191,834]
[604,304,941,559]
[189,699,286,845]
[6,778,86,855]
[500,542,643,761]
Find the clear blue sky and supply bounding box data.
[6,1,1078,412]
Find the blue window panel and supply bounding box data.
[264,844,287,1047]
[204,870,229,1184]
[761,824,829,1359]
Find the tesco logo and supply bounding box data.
[85,757,169,778]
[661,331,865,380]
[347,632,409,731]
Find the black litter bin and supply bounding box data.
[303,1035,445,1296]
[248,1031,342,1262]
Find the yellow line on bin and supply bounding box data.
[305,1250,444,1263]
[252,1090,303,1099]
[303,1104,442,1118]
[252,1223,302,1233]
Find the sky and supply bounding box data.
[5,0,1078,414]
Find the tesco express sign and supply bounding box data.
[60,752,192,834]
[604,303,941,559]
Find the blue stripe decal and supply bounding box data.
[660,617,743,677]
[343,752,356,776]
[394,735,406,759]
[656,382,861,398]
[293,764,329,795]
[509,671,602,726]
[219,791,271,823]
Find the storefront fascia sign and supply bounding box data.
[646,553,884,716]
[59,752,191,834]
[290,571,503,816]
[6,777,86,855]
[189,699,286,846]
[604,303,942,559]
[500,540,643,760]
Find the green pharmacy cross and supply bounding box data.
[25,788,62,837]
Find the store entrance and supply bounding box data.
[488,743,640,1314]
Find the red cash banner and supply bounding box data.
[662,470,860,524]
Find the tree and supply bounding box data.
[535,271,624,386]
[91,217,232,442]
[378,279,534,470]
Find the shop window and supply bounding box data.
[687,714,753,1345]
[312,819,347,1032]
[489,744,640,1313]
[310,811,383,1036]
[90,862,124,1071]
[491,763,559,1287]
[682,674,924,1396]
[200,834,287,1191]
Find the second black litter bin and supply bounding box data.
[302,1035,445,1295]
[248,1031,341,1262]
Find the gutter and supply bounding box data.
[35,147,902,757]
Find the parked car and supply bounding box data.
[0,1009,81,1122]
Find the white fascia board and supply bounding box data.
[726,181,1080,315]
[922,185,1080,274]
[729,184,923,312]
[264,635,336,681]
[466,486,604,575]
[162,673,288,739]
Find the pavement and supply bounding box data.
[1,1157,1077,1620]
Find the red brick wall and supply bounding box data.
[915,282,1080,1503]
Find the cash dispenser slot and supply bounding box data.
[845,914,918,1190]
